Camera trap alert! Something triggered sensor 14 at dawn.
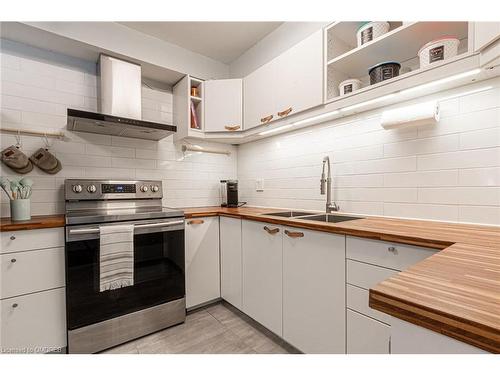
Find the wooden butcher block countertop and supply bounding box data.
[184,206,500,353]
[0,214,65,231]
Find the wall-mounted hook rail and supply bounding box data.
[0,127,66,140]
[181,144,231,156]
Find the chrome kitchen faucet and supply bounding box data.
[320,156,340,213]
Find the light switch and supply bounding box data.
[255,179,264,192]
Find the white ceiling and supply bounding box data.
[119,22,283,64]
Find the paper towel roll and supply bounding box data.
[381,101,440,130]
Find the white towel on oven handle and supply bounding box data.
[99,224,134,292]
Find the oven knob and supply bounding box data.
[140,185,148,192]
[151,185,159,193]
[72,184,83,193]
[87,185,97,193]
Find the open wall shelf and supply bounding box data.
[325,21,471,102]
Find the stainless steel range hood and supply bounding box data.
[67,55,176,141]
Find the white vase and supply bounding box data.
[10,199,31,221]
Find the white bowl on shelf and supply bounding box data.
[418,36,460,69]
[356,22,390,47]
[339,79,363,96]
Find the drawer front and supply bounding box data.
[1,247,65,299]
[347,259,399,289]
[1,288,67,353]
[347,284,391,325]
[347,309,390,354]
[347,236,437,271]
[1,228,64,254]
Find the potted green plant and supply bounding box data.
[0,177,34,221]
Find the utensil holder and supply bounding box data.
[10,199,31,221]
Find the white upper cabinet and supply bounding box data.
[243,62,277,130]
[474,22,500,67]
[474,22,500,51]
[244,30,323,130]
[204,79,243,132]
[273,30,324,121]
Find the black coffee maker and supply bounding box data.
[220,180,239,207]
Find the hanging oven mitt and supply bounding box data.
[30,148,62,174]
[1,145,33,174]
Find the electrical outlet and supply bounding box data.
[255,179,264,192]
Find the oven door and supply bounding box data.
[65,217,185,330]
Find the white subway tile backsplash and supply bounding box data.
[458,206,500,225]
[383,134,459,158]
[239,78,500,225]
[111,136,158,150]
[111,157,156,169]
[85,144,135,158]
[84,167,136,179]
[459,167,500,186]
[60,153,111,168]
[0,53,21,70]
[417,148,500,171]
[21,111,66,127]
[459,87,500,113]
[459,127,500,150]
[2,94,67,116]
[383,203,459,222]
[1,108,22,123]
[384,170,459,187]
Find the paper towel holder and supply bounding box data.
[380,101,440,130]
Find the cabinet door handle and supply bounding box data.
[277,107,293,117]
[388,246,397,253]
[10,235,16,240]
[187,219,205,225]
[260,114,274,124]
[12,303,18,308]
[263,226,280,235]
[10,258,16,263]
[224,125,241,131]
[284,229,304,238]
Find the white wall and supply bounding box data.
[0,46,237,216]
[238,80,500,225]
[20,22,230,80]
[229,22,328,78]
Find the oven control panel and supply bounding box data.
[65,180,163,200]
[102,184,136,194]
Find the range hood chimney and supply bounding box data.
[67,55,176,141]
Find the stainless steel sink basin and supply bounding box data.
[263,211,317,218]
[300,214,362,223]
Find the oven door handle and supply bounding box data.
[68,220,185,235]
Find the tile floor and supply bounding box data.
[102,302,297,354]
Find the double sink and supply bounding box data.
[262,211,362,223]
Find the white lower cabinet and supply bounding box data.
[346,236,438,354]
[283,227,345,353]
[185,217,221,309]
[347,309,391,354]
[0,227,66,353]
[1,247,65,299]
[390,317,488,354]
[1,286,66,353]
[220,217,242,309]
[242,220,283,336]
[1,228,64,254]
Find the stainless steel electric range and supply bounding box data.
[64,179,186,353]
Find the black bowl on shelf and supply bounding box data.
[368,61,401,85]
